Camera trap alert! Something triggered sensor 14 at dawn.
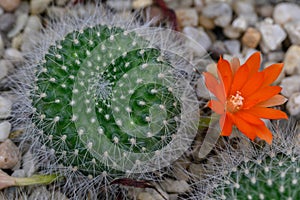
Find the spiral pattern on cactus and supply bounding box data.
[32,24,200,176]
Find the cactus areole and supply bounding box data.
[32,25,199,176]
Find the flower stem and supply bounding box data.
[15,174,60,187]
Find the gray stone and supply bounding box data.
[0,35,3,58]
[284,21,300,45]
[7,13,28,38]
[202,3,232,27]
[24,15,42,33]
[22,151,36,176]
[161,179,190,193]
[28,186,51,200]
[258,19,287,52]
[283,45,300,75]
[0,96,12,119]
[0,13,16,32]
[0,121,11,142]
[232,16,247,31]
[0,0,20,12]
[273,3,300,25]
[15,1,29,15]
[175,8,198,28]
[233,1,255,15]
[183,26,212,56]
[287,92,300,117]
[280,75,300,98]
[257,4,273,18]
[108,0,132,11]
[0,60,14,75]
[55,0,69,6]
[30,0,52,14]
[12,33,23,50]
[224,39,240,56]
[4,48,23,62]
[0,139,20,169]
[0,7,3,15]
[267,51,284,62]
[223,26,241,39]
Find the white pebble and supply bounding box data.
[0,96,12,119]
[0,121,11,142]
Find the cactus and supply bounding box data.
[12,5,205,199]
[209,121,300,200]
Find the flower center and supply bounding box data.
[226,91,244,113]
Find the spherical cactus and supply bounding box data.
[12,4,207,199]
[209,121,300,200]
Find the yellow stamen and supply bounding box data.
[226,91,244,113]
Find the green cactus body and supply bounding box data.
[213,152,300,200]
[31,24,199,178]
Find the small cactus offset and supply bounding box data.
[210,122,300,200]
[13,4,204,199]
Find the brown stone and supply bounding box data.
[175,8,198,28]
[0,0,20,12]
[0,139,20,169]
[199,14,215,30]
[242,27,261,48]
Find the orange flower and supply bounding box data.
[203,52,288,144]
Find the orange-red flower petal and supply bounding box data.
[217,57,232,97]
[256,94,287,107]
[220,113,233,136]
[261,63,283,87]
[245,106,288,120]
[203,72,226,103]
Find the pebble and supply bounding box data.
[0,96,12,119]
[4,48,23,62]
[232,16,247,31]
[224,39,240,56]
[24,15,42,33]
[161,179,190,193]
[257,4,273,18]
[258,19,287,52]
[283,45,300,75]
[28,186,51,200]
[137,192,156,200]
[7,13,28,38]
[242,27,261,49]
[199,14,215,30]
[223,26,241,39]
[175,8,198,28]
[30,0,52,15]
[108,0,132,11]
[55,0,69,6]
[0,0,20,12]
[132,0,152,9]
[0,59,14,75]
[280,75,300,97]
[267,51,284,62]
[202,2,232,27]
[0,34,3,58]
[210,41,228,59]
[0,121,11,142]
[12,33,23,50]
[286,92,300,118]
[273,3,300,25]
[183,26,212,56]
[0,13,16,32]
[284,21,300,45]
[0,139,20,169]
[233,1,255,15]
[0,7,3,15]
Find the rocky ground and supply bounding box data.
[0,0,300,199]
